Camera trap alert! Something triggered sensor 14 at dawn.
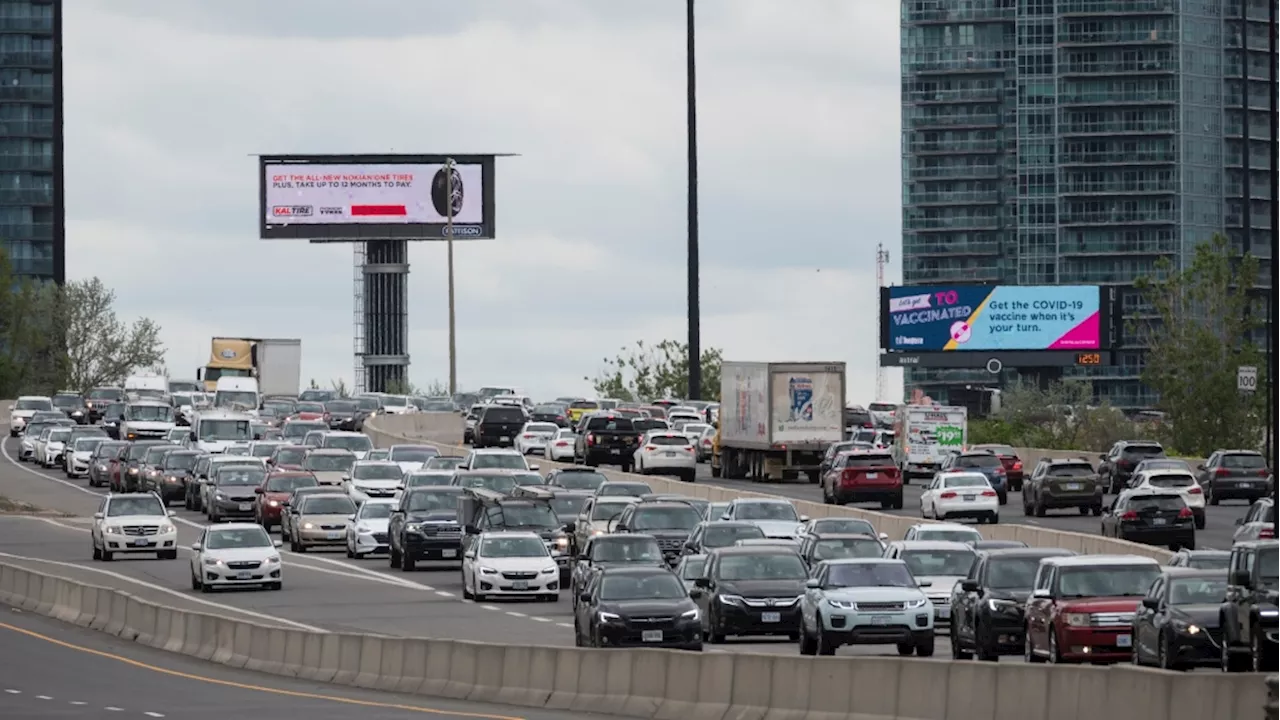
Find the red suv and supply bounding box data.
[1024,555,1161,664]
[970,444,1024,491]
[820,451,903,509]
[254,471,320,530]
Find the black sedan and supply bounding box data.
[1132,568,1228,670]
[573,566,702,651]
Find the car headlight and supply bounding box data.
[202,557,223,566]
[718,594,743,606]
[986,598,1019,613]
[680,608,700,621]
[1170,619,1201,635]
[128,467,139,474]
[541,566,557,575]
[589,528,605,537]
[827,598,855,609]
[268,500,280,507]
[479,566,498,575]
[158,524,175,534]
[904,597,929,609]
[598,611,621,622]
[405,523,422,533]
[105,525,123,534]
[355,524,370,533]
[554,536,569,549]
[1064,612,1091,627]
[302,522,314,530]
[96,464,107,471]
[214,492,226,500]
[266,555,281,564]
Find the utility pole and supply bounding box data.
[685,0,701,401]
[875,243,891,401]
[444,158,458,396]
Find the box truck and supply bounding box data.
[712,361,845,483]
[892,404,969,481]
[197,337,302,398]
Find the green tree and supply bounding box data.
[0,249,65,396]
[1134,234,1267,456]
[586,339,724,402]
[329,378,350,397]
[418,379,449,396]
[61,277,164,392]
[968,379,1142,451]
[384,379,416,395]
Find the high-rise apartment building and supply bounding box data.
[0,0,60,283]
[900,0,1276,409]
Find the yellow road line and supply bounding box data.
[0,622,525,720]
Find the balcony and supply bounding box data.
[1059,238,1177,256]
[0,187,52,204]
[1224,183,1274,200]
[0,221,52,239]
[0,119,53,137]
[0,86,53,103]
[0,51,53,68]
[1058,120,1175,137]
[1058,30,1176,46]
[1058,59,1177,77]
[908,113,1003,130]
[906,265,1001,283]
[1059,181,1177,197]
[905,215,1001,231]
[0,16,54,32]
[905,51,1010,75]
[1060,150,1176,166]
[1059,88,1177,106]
[1058,0,1177,15]
[907,88,1004,105]
[907,190,1003,206]
[908,164,1002,180]
[906,6,1014,24]
[904,240,1002,257]
[0,153,51,171]
[1059,209,1176,226]
[908,138,1002,154]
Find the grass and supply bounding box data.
[0,496,72,517]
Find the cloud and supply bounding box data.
[64,0,902,402]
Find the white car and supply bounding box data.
[165,427,190,444]
[883,540,977,628]
[902,522,983,545]
[920,471,999,524]
[189,522,283,592]
[320,430,373,460]
[461,448,533,472]
[461,531,560,602]
[90,493,178,561]
[65,436,106,478]
[1130,469,1206,529]
[666,412,701,427]
[344,460,405,504]
[633,431,698,482]
[868,402,897,429]
[547,429,577,461]
[514,422,558,456]
[38,426,73,468]
[8,395,53,437]
[402,469,456,490]
[248,440,286,460]
[345,498,395,558]
[378,394,417,415]
[720,498,807,539]
[388,444,439,474]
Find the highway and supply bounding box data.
[0,596,616,720]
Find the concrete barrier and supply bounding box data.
[1,561,1269,720]
[364,414,1175,562]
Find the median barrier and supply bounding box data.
[363,414,1174,563]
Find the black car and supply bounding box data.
[388,487,466,571]
[949,547,1076,661]
[1100,490,1196,550]
[573,566,702,651]
[206,465,267,522]
[1022,458,1102,517]
[52,393,88,425]
[1132,568,1227,670]
[691,546,807,643]
[1166,549,1231,570]
[473,404,527,449]
[324,399,361,431]
[120,440,170,491]
[530,403,569,427]
[1099,441,1165,494]
[100,402,126,440]
[151,449,201,505]
[1220,540,1279,672]
[545,467,609,492]
[1197,450,1272,505]
[610,501,703,565]
[84,387,126,423]
[569,533,667,609]
[681,521,766,557]
[574,414,641,471]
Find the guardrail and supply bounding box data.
[363,414,1175,562]
[0,562,1267,720]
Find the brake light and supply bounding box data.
[1215,468,1230,476]
[993,467,1005,475]
[1187,486,1202,494]
[1118,460,1131,468]
[980,490,996,497]
[1177,507,1193,519]
[684,446,694,452]
[1120,511,1138,520]
[554,441,568,447]
[645,445,656,451]
[1260,527,1275,539]
[939,491,957,499]
[586,433,595,445]
[522,434,534,439]
[1012,460,1022,471]
[1258,469,1270,477]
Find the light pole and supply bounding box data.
[685,0,701,401]
[444,158,458,396]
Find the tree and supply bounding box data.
[968,379,1143,451]
[0,248,68,396]
[418,379,449,397]
[586,339,724,401]
[61,277,164,393]
[330,378,350,397]
[1134,234,1267,456]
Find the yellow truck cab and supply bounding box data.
[565,400,599,425]
[200,338,255,392]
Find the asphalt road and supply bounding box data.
[0,599,616,720]
[0,436,975,660]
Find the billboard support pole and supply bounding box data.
[445,158,458,396]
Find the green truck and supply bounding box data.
[892,404,969,482]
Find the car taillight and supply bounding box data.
[523,434,534,439]
[1258,469,1270,477]
[939,491,957,499]
[1260,527,1275,539]
[1118,460,1131,468]
[1177,507,1193,519]
[994,467,1005,475]
[1187,486,1202,494]
[586,433,595,445]
[1012,460,1022,471]
[1215,468,1231,476]
[1120,511,1138,520]
[980,490,997,497]
[555,441,568,447]
[683,446,694,452]
[645,445,656,451]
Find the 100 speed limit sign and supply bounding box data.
[1237,366,1257,392]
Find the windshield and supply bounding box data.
[630,506,702,531]
[900,549,977,577]
[165,452,199,469]
[942,475,991,489]
[353,464,404,481]
[524,423,557,434]
[555,471,607,490]
[283,422,326,440]
[591,501,634,521]
[266,474,318,492]
[303,454,356,472]
[325,401,358,414]
[480,536,547,558]
[916,529,981,543]
[214,391,258,409]
[1048,466,1094,478]
[811,519,877,536]
[16,398,53,411]
[633,419,668,432]
[144,448,171,464]
[424,457,463,470]
[704,525,766,548]
[457,474,517,493]
[53,395,81,409]
[985,557,1045,590]
[1223,454,1267,469]
[295,402,325,413]
[735,502,799,522]
[717,554,807,581]
[1259,547,1278,589]
[1168,578,1227,605]
[47,429,71,443]
[1124,445,1164,457]
[250,444,280,458]
[680,557,707,578]
[825,562,914,588]
[300,496,356,515]
[205,527,272,550]
[1127,495,1185,512]
[406,491,459,513]
[106,496,165,516]
[1138,459,1190,471]
[481,407,526,423]
[598,483,651,497]
[956,455,1000,469]
[1058,565,1161,597]
[199,419,251,441]
[550,496,588,519]
[498,504,559,529]
[93,443,127,458]
[171,394,194,408]
[390,446,438,462]
[87,389,122,401]
[215,468,266,486]
[812,538,884,561]
[1146,473,1195,488]
[470,454,526,470]
[599,573,687,600]
[648,436,691,447]
[74,437,105,452]
[326,435,373,453]
[358,503,394,520]
[126,405,172,422]
[406,472,453,487]
[592,538,663,562]
[273,447,307,465]
[127,443,164,461]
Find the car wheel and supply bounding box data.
[1025,631,1046,664]
[1195,515,1206,530]
[1254,627,1278,672]
[389,546,401,569]
[101,549,114,562]
[916,635,935,657]
[91,541,102,561]
[401,554,415,571]
[462,572,473,600]
[896,641,913,656]
[346,543,355,559]
[951,633,972,660]
[159,550,178,560]
[1047,628,1063,663]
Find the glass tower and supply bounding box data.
[0,0,59,282]
[900,0,1276,409]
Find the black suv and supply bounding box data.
[568,533,666,609]
[1098,441,1165,494]
[1100,490,1195,551]
[388,486,466,572]
[1021,458,1101,517]
[473,404,527,448]
[1219,540,1278,672]
[1197,450,1271,505]
[574,413,641,471]
[610,500,704,565]
[84,387,127,424]
[949,547,1075,661]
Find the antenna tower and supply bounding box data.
[875,243,890,401]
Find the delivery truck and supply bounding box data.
[712,361,846,483]
[892,404,968,481]
[197,337,302,398]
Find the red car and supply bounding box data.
[291,402,330,424]
[254,471,320,530]
[820,450,903,509]
[971,444,1024,491]
[1024,555,1161,664]
[267,444,310,471]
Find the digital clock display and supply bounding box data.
[1076,352,1103,366]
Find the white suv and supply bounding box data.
[8,395,53,437]
[91,493,178,561]
[461,531,559,602]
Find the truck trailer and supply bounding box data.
[712,361,846,483]
[197,337,302,398]
[892,404,968,481]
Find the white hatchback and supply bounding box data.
[189,523,283,592]
[920,472,999,524]
[547,429,577,461]
[633,432,697,482]
[514,422,558,456]
[461,531,560,602]
[346,499,395,558]
[1130,470,1206,529]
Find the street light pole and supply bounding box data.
[445,158,458,396]
[686,0,702,401]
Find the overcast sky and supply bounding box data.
[66,0,903,401]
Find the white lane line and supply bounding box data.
[104,707,123,712]
[0,550,324,632]
[144,712,165,717]
[481,605,500,611]
[36,695,52,700]
[434,591,453,597]
[70,701,87,706]
[3,689,19,694]
[272,550,439,591]
[531,616,551,623]
[505,611,527,618]
[555,622,573,628]
[0,442,102,499]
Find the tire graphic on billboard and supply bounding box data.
[431,166,465,217]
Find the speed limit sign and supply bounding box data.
[1237,366,1257,392]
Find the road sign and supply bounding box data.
[1237,366,1257,392]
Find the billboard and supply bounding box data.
[259,154,496,241]
[883,284,1103,352]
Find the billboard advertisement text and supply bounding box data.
[885,285,1102,352]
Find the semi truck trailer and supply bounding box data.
[197,337,302,398]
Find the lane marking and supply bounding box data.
[144,713,165,718]
[3,689,18,694]
[36,694,52,699]
[481,605,499,611]
[435,591,453,598]
[104,707,123,712]
[505,611,526,618]
[0,550,324,632]
[555,623,573,628]
[70,701,87,705]
[531,617,550,623]
[0,441,103,499]
[0,622,528,720]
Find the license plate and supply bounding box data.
[235,572,252,580]
[1064,483,1082,491]
[663,452,677,457]
[500,436,509,442]
[441,549,457,558]
[642,630,663,643]
[1238,482,1249,488]
[238,503,252,511]
[512,580,529,590]
[1153,518,1167,526]
[131,539,151,547]
[611,449,620,455]
[963,494,975,501]
[326,531,343,539]
[866,472,878,479]
[761,612,780,623]
[1116,634,1132,648]
[936,606,950,619]
[871,615,890,626]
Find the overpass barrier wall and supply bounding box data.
[0,561,1267,720]
[363,414,1175,562]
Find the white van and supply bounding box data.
[190,410,255,454]
[213,377,260,413]
[119,400,176,441]
[124,374,169,401]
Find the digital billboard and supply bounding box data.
[883,285,1103,352]
[259,154,496,241]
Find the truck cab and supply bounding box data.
[214,377,260,413]
[118,400,176,441]
[189,410,255,454]
[123,374,169,402]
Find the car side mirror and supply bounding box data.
[1098,454,1107,461]
[694,577,710,589]
[918,580,932,587]
[578,592,591,604]
[347,514,355,521]
[254,487,264,494]
[464,525,480,535]
[529,464,539,471]
[1141,597,1159,610]
[960,579,980,593]
[341,474,351,482]
[93,512,104,520]
[877,533,889,541]
[805,578,821,589]
[1231,570,1251,588]
[562,521,576,533]
[689,588,703,599]
[1234,518,1244,526]
[1032,588,1051,599]
[190,542,201,551]
[799,515,810,523]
